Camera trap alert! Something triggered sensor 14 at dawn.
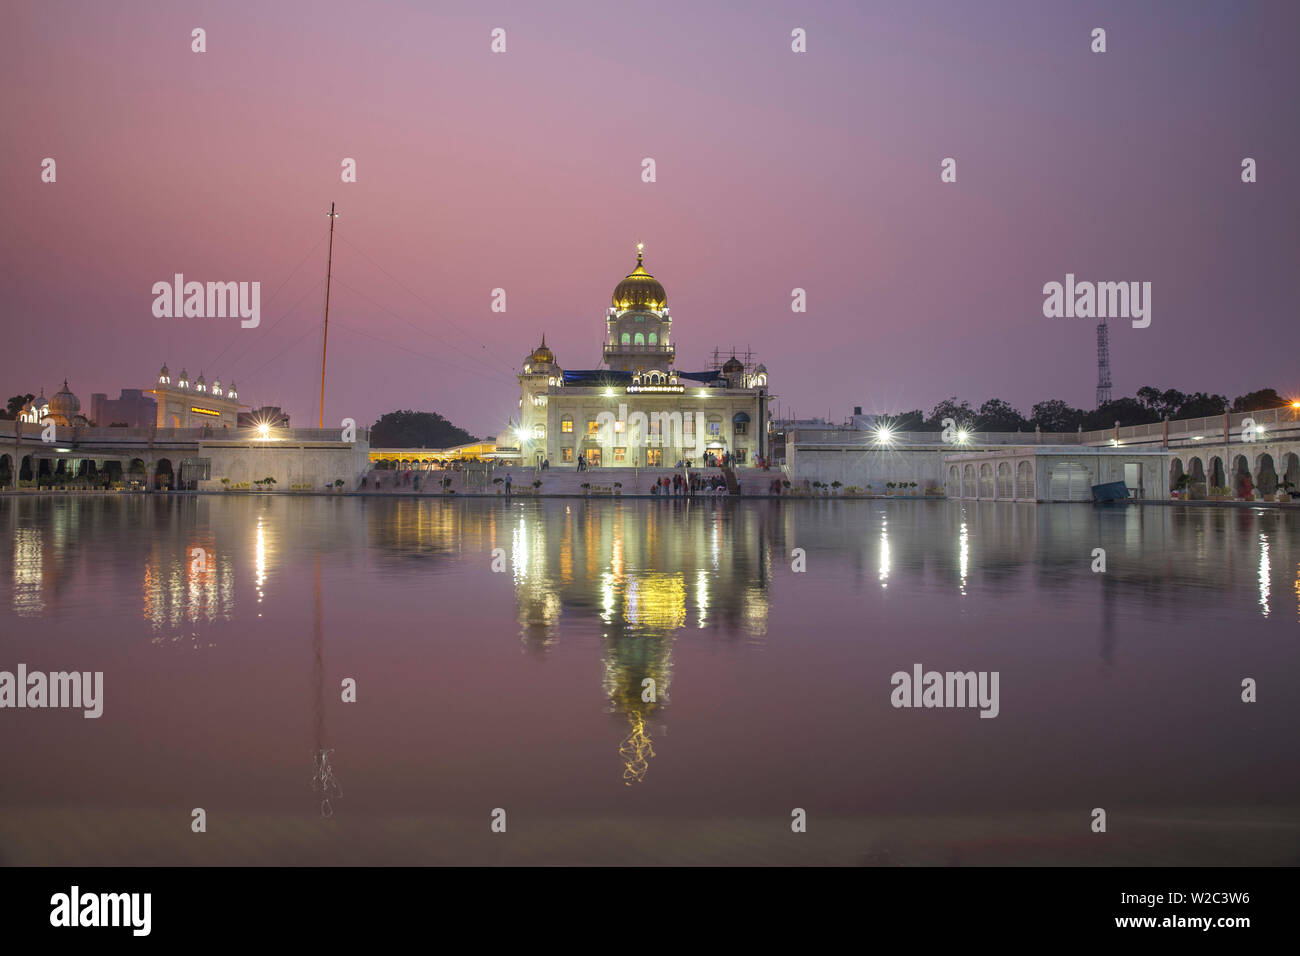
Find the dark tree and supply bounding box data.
[1030,399,1084,432]
[975,398,1028,432]
[1134,385,1188,420]
[369,410,476,449]
[924,397,973,431]
[1231,388,1283,413]
[1176,392,1228,418]
[5,393,35,420]
[887,409,925,430]
[1081,398,1158,431]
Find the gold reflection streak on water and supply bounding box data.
[560,510,573,584]
[625,574,686,629]
[1258,533,1270,618]
[1294,563,1300,624]
[879,518,890,588]
[620,711,655,785]
[600,571,616,624]
[13,528,44,617]
[696,569,709,628]
[511,517,527,580]
[255,516,266,610]
[958,521,969,596]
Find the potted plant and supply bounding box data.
[1275,480,1293,503]
[581,482,591,497]
[532,479,543,496]
[263,476,276,492]
[885,481,896,496]
[1172,474,1191,500]
[220,477,231,491]
[493,477,504,495]
[613,481,622,496]
[910,481,919,496]
[334,479,345,492]
[831,480,842,496]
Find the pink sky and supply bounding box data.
[4,0,1297,436]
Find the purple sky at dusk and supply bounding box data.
[4,0,1297,437]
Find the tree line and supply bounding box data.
[880,387,1288,433]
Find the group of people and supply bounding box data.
[649,472,736,497]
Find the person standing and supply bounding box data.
[505,472,512,495]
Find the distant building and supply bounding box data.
[19,380,88,427]
[17,389,50,424]
[238,406,290,428]
[90,389,157,428]
[768,415,833,465]
[146,363,241,428]
[848,406,885,430]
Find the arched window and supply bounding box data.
[621,332,630,345]
[1016,461,1033,498]
[634,332,645,346]
[648,332,658,346]
[997,462,1013,498]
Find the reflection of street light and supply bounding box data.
[257,423,270,439]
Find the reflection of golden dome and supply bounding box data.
[612,246,666,312]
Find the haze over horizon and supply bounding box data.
[4,0,1297,438]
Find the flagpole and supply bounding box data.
[319,202,338,428]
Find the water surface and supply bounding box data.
[1,496,1297,865]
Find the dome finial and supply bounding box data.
[636,240,644,265]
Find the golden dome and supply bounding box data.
[528,335,555,366]
[612,245,666,312]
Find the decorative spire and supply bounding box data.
[636,241,644,265]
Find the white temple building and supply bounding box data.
[503,245,770,469]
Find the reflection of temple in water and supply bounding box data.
[367,498,776,783]
[510,501,774,783]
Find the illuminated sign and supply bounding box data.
[189,406,220,417]
[626,385,685,394]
